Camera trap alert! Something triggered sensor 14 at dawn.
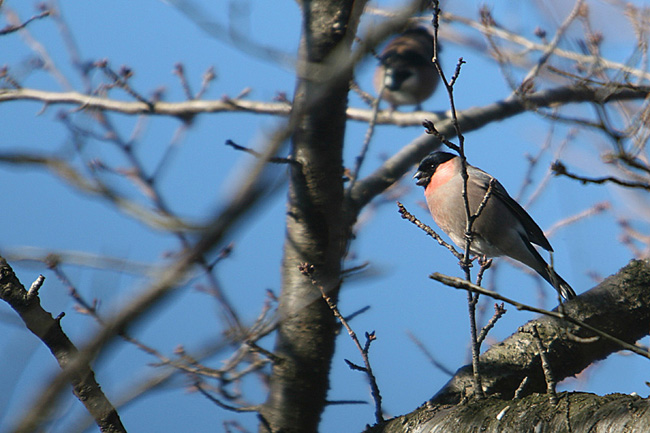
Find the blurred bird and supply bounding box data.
[413,151,576,300]
[373,27,438,110]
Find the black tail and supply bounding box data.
[543,266,576,301]
[521,235,576,301]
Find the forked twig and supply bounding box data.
[530,325,559,405]
[299,263,383,423]
[397,202,462,260]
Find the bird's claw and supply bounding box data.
[478,255,493,269]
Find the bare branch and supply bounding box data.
[347,78,383,190]
[397,202,463,260]
[552,160,650,190]
[0,153,198,232]
[517,0,585,92]
[477,303,506,346]
[406,331,455,377]
[430,272,650,359]
[194,381,260,413]
[0,8,50,35]
[348,84,650,213]
[441,10,650,82]
[11,118,286,433]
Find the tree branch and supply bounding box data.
[432,259,650,405]
[348,84,650,213]
[0,257,126,433]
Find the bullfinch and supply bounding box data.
[413,151,576,300]
[373,27,438,110]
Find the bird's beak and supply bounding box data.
[413,171,428,186]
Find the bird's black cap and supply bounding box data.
[413,151,456,186]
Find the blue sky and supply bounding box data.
[1,0,649,432]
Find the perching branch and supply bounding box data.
[397,202,462,261]
[430,271,650,360]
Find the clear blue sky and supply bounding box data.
[1,0,648,432]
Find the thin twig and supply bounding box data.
[475,256,493,288]
[349,80,376,107]
[406,331,455,377]
[545,201,610,238]
[225,139,299,165]
[347,79,383,191]
[325,399,368,406]
[552,160,650,190]
[97,61,154,109]
[51,262,273,388]
[397,202,462,260]
[195,66,216,99]
[0,153,197,231]
[517,0,586,92]
[472,178,496,223]
[0,9,51,35]
[477,303,506,345]
[531,325,559,405]
[173,63,194,100]
[432,1,483,398]
[194,381,260,413]
[523,128,574,209]
[438,11,650,82]
[465,290,483,397]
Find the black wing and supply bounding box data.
[470,166,553,251]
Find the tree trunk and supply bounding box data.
[259,1,365,432]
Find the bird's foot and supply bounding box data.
[478,255,493,269]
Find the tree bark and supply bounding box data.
[259,1,366,432]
